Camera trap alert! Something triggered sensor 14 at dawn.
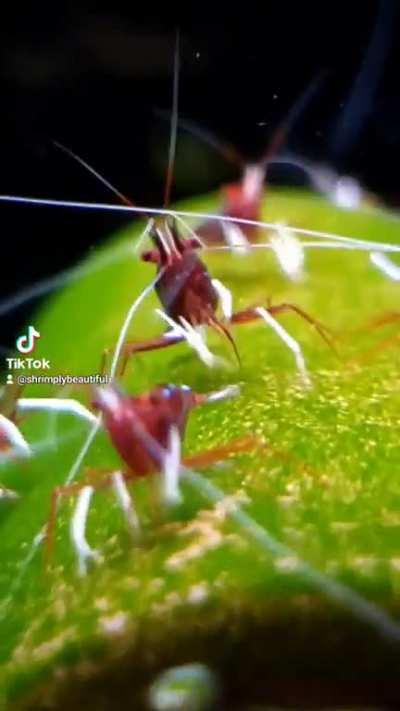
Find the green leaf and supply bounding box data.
[1,188,400,709]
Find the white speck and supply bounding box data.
[99,612,128,636]
[275,555,300,573]
[286,482,300,495]
[187,584,209,605]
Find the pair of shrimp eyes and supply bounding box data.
[141,238,202,264]
[160,384,191,398]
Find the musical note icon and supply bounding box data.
[16,326,41,354]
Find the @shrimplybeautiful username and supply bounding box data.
[16,374,112,386]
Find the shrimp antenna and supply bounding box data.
[54,31,181,214]
[260,70,327,168]
[210,318,241,366]
[52,140,134,207]
[163,29,180,208]
[155,109,245,169]
[156,72,326,176]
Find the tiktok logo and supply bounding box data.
[16,326,41,354]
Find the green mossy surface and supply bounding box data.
[1,189,400,708]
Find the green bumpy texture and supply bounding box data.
[1,189,400,708]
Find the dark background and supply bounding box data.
[0,2,399,348]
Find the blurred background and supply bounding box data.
[0,1,399,346]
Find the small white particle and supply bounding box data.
[275,555,301,573]
[187,584,209,605]
[99,612,128,636]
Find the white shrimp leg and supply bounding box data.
[211,278,233,321]
[269,224,305,282]
[255,307,311,387]
[221,221,251,254]
[0,485,19,500]
[156,309,223,368]
[0,413,31,458]
[111,471,140,537]
[370,252,400,281]
[17,398,97,425]
[163,426,182,507]
[70,485,102,576]
[204,384,240,403]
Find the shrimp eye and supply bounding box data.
[156,384,176,398]
[187,238,202,250]
[142,250,160,263]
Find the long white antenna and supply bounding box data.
[1,195,399,254]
